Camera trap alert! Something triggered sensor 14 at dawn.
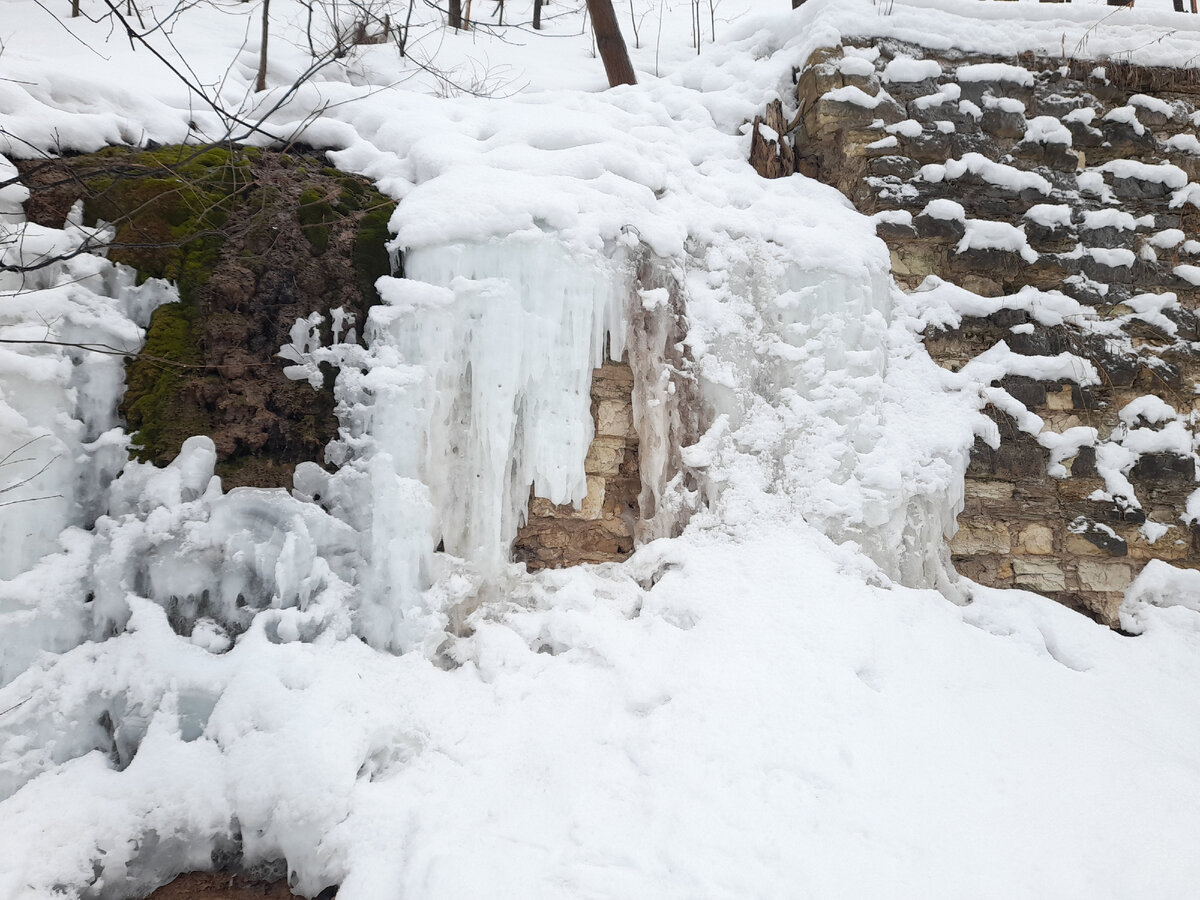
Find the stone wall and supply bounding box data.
[512,361,641,569]
[753,40,1200,626]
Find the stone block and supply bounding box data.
[953,554,1014,584]
[965,479,1015,501]
[1013,557,1067,591]
[580,476,606,520]
[1127,530,1189,561]
[1015,523,1055,555]
[950,520,1012,555]
[1076,560,1134,592]
[961,274,1004,297]
[597,399,634,438]
[1065,533,1113,557]
[1045,386,1074,411]
[584,438,626,474]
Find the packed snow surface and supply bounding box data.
[3,1,1200,898]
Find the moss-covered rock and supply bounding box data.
[17,146,397,488]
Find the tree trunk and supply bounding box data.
[586,0,636,87]
[533,0,543,29]
[71,0,80,16]
[449,0,462,29]
[256,0,270,92]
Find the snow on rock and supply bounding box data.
[1129,93,1175,119]
[1023,115,1073,145]
[1121,559,1200,633]
[1103,105,1146,136]
[882,55,942,83]
[920,153,1052,195]
[1081,209,1153,232]
[956,219,1037,263]
[886,118,925,138]
[955,62,1034,86]
[1025,203,1074,228]
[1165,133,1200,155]
[921,198,966,221]
[1173,264,1200,285]
[1098,159,1189,189]
[822,84,892,108]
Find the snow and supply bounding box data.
[1098,159,1189,189]
[1064,107,1097,125]
[1120,395,1178,426]
[1025,203,1073,229]
[957,219,1038,263]
[1087,246,1136,268]
[913,82,961,110]
[1129,92,1175,119]
[1174,264,1200,285]
[955,62,1035,86]
[2,0,1200,898]
[881,55,942,83]
[823,85,892,108]
[921,198,966,221]
[838,55,876,77]
[920,153,1052,195]
[1023,115,1073,146]
[983,95,1026,115]
[1165,133,1200,155]
[886,118,924,138]
[1103,105,1146,136]
[1081,209,1152,231]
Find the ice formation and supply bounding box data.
[3,0,1200,897]
[0,181,173,580]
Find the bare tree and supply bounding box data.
[586,0,636,87]
[256,0,271,91]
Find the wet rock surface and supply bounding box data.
[17,146,393,489]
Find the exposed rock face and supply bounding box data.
[754,42,1200,626]
[513,361,641,569]
[17,146,393,489]
[144,872,319,899]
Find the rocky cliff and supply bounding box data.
[753,41,1200,626]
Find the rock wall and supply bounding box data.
[753,41,1200,626]
[512,361,641,570]
[17,147,393,490]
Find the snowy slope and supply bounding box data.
[3,1,1200,898]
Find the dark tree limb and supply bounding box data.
[586,0,635,87]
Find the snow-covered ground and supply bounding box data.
[3,1,1200,897]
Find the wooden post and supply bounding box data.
[586,0,636,87]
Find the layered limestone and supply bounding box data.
[512,361,641,570]
[753,41,1200,626]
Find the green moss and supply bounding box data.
[122,300,213,463]
[353,204,394,301]
[298,187,337,254]
[81,146,254,463]
[67,145,395,471]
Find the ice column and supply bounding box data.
[372,237,627,568]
